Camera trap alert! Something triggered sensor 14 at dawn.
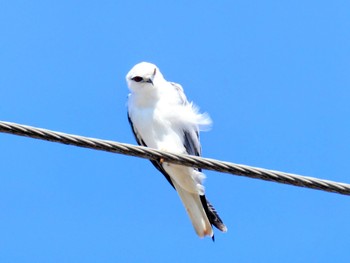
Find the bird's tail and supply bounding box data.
[173,181,214,238]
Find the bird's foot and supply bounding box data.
[159,147,168,164]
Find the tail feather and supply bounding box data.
[173,180,227,239]
[203,197,228,233]
[172,181,213,238]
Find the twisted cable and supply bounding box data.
[1,120,349,196]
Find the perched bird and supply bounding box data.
[126,62,227,239]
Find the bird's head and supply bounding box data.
[126,62,163,93]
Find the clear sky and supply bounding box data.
[1,1,350,262]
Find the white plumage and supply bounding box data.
[126,62,227,239]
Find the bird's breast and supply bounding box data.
[130,104,185,154]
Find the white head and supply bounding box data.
[126,62,165,93]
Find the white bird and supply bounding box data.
[126,62,227,239]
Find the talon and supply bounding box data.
[159,158,164,164]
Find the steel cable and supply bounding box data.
[1,120,349,196]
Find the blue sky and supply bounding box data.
[1,1,350,262]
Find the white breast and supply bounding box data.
[128,99,186,154]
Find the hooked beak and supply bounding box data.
[147,69,156,85]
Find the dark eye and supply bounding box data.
[132,76,143,82]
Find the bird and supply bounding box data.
[126,62,227,240]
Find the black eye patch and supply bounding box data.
[132,76,143,82]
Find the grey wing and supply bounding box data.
[170,81,201,157]
[170,82,201,159]
[170,82,201,156]
[170,82,188,105]
[183,128,201,157]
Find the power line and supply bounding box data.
[1,120,349,196]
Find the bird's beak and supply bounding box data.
[146,75,154,85]
[147,68,156,85]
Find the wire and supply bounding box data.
[1,120,349,196]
